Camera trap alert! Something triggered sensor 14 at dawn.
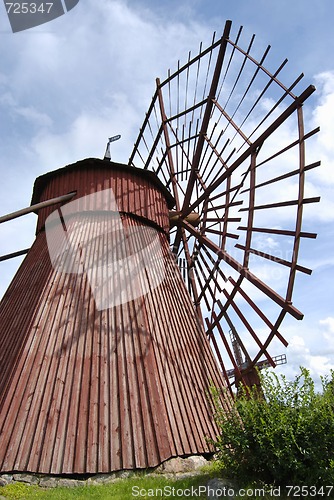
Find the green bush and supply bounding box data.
[210,367,334,486]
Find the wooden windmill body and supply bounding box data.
[0,159,232,474]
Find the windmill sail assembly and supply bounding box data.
[0,20,319,474]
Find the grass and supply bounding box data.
[0,472,212,499]
[0,473,303,500]
[1,462,321,499]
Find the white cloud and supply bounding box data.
[290,333,334,376]
[312,72,334,168]
[30,95,139,168]
[275,316,334,389]
[16,106,52,128]
[320,317,334,350]
[0,0,214,167]
[320,316,334,332]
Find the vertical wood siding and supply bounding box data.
[0,159,231,474]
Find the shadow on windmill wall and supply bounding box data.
[45,188,166,310]
[3,0,80,33]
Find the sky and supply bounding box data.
[0,0,333,388]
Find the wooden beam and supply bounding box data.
[0,248,29,263]
[0,192,76,225]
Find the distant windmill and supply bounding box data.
[226,324,287,385]
[0,20,319,475]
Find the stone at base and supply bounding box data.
[154,455,209,474]
[0,455,210,489]
[12,474,40,485]
[0,475,13,487]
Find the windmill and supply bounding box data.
[0,20,319,475]
[225,323,287,385]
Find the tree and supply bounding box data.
[210,367,334,486]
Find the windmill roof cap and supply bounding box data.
[31,158,175,209]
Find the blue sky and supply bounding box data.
[0,0,333,386]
